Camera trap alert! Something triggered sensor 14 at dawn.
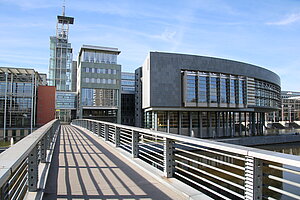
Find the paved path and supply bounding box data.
[43,125,185,200]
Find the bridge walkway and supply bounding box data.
[43,125,184,200]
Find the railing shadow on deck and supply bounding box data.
[72,119,300,200]
[43,125,177,200]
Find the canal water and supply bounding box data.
[255,141,300,199]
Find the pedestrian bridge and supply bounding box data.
[1,119,300,200]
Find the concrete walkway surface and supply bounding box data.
[43,125,186,200]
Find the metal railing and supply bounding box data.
[73,119,300,200]
[0,119,60,200]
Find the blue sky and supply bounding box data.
[0,0,300,91]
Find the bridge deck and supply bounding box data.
[43,125,184,200]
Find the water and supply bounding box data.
[264,128,300,136]
[255,142,300,199]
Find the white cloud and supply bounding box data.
[0,0,56,9]
[267,13,300,25]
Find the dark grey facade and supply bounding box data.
[138,52,281,138]
[121,72,135,126]
[135,67,143,127]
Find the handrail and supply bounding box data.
[0,119,60,200]
[73,118,300,167]
[72,118,300,200]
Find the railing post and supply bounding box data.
[132,131,139,158]
[104,124,109,141]
[46,129,50,150]
[96,123,99,136]
[164,138,174,178]
[245,156,263,200]
[28,145,38,192]
[40,135,47,163]
[115,127,120,147]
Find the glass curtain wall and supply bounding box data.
[48,37,73,91]
[81,88,118,107]
[0,73,36,128]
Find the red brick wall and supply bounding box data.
[37,86,56,126]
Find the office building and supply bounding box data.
[77,45,121,123]
[269,91,300,122]
[136,52,281,138]
[121,72,135,125]
[135,67,143,127]
[48,7,77,122]
[0,67,45,140]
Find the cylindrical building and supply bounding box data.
[137,52,281,138]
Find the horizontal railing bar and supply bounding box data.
[10,170,27,200]
[8,158,27,186]
[138,154,164,168]
[75,119,300,167]
[175,171,232,200]
[175,148,245,171]
[175,166,244,199]
[119,144,132,152]
[176,160,245,190]
[9,164,27,195]
[0,119,59,187]
[120,131,132,137]
[175,154,245,180]
[139,141,163,152]
[267,174,300,188]
[140,138,164,147]
[268,164,300,175]
[119,137,131,144]
[176,142,245,161]
[139,133,164,140]
[267,185,300,199]
[76,119,250,155]
[139,148,164,162]
[139,145,164,157]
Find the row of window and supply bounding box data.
[121,80,135,86]
[83,78,117,85]
[255,80,281,108]
[81,51,118,64]
[185,72,246,105]
[81,88,119,107]
[0,82,33,95]
[84,67,118,75]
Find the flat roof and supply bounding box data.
[79,45,121,55]
[0,67,35,75]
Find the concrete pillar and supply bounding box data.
[229,112,232,137]
[154,112,158,131]
[217,112,220,138]
[239,112,242,137]
[225,112,229,137]
[252,112,256,136]
[244,112,247,136]
[199,112,203,138]
[222,112,225,137]
[167,111,170,133]
[232,112,236,137]
[189,112,193,137]
[208,112,212,138]
[178,112,182,135]
[3,72,8,140]
[262,113,266,135]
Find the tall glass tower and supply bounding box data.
[48,6,74,91]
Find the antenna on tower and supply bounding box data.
[62,0,66,16]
